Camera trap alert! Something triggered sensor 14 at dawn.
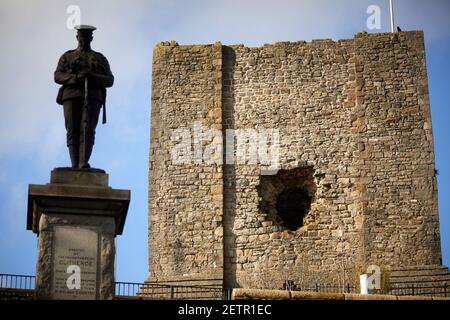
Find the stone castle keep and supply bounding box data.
[147,31,444,289]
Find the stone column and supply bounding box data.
[27,168,130,300]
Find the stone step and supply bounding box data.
[390,275,450,284]
[390,264,448,270]
[390,265,449,276]
[387,265,450,290]
[389,264,449,273]
[390,271,450,279]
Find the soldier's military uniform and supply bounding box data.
[54,26,114,168]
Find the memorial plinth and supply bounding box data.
[27,168,130,300]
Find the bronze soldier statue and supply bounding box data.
[54,25,114,168]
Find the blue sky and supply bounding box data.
[0,0,449,283]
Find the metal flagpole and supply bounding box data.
[390,0,395,33]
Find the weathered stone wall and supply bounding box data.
[149,42,224,284]
[222,39,362,288]
[353,32,440,266]
[148,31,441,289]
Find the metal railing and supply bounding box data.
[282,281,357,293]
[0,274,229,300]
[281,281,448,297]
[1,273,447,299]
[115,282,230,300]
[389,283,448,297]
[0,274,36,300]
[0,274,35,290]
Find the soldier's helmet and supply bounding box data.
[74,25,96,32]
[74,25,96,37]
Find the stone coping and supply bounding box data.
[51,167,108,187]
[232,288,450,300]
[27,169,130,235]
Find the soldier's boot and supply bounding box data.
[68,145,79,168]
[79,141,93,169]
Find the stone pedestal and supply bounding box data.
[27,168,130,300]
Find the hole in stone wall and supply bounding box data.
[257,167,316,231]
[276,187,311,230]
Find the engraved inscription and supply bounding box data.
[53,226,98,299]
